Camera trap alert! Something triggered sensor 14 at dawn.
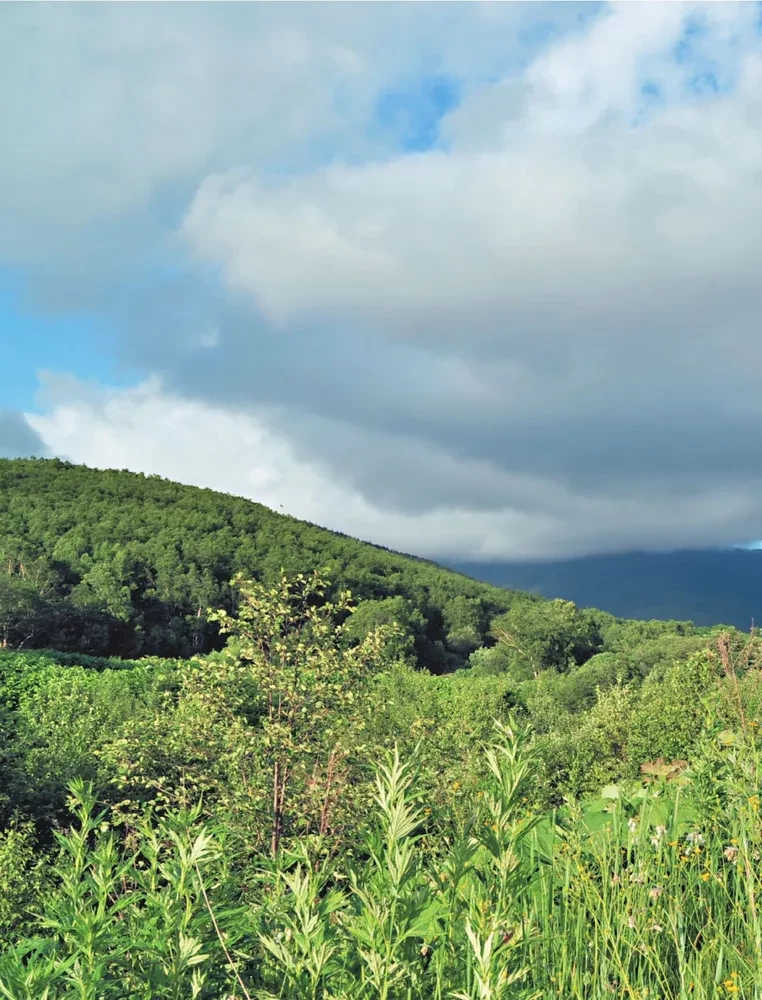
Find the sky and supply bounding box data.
[2,1,762,562]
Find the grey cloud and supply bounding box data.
[0,2,579,266]
[169,20,762,536]
[8,2,762,559]
[0,411,50,459]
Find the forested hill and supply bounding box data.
[0,457,532,668]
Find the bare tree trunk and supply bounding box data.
[271,760,281,857]
[271,760,288,856]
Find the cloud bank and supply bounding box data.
[5,2,762,559]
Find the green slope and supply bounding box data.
[0,457,529,667]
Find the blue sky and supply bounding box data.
[0,275,137,412]
[3,2,762,561]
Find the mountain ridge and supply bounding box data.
[448,546,762,630]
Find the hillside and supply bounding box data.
[0,457,532,669]
[4,461,762,997]
[450,548,762,630]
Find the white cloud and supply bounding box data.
[0,2,583,263]
[25,377,762,561]
[174,3,762,545]
[181,10,762,362]
[8,2,762,559]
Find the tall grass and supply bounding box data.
[2,717,762,999]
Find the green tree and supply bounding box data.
[341,596,425,666]
[628,648,722,768]
[489,598,599,679]
[210,571,397,855]
[442,595,485,656]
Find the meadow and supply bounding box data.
[2,570,762,998]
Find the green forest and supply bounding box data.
[2,459,762,998]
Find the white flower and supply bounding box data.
[650,824,666,847]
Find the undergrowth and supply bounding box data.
[2,714,762,1000]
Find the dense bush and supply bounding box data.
[4,713,762,998]
[3,569,762,997]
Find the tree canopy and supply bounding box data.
[0,458,524,669]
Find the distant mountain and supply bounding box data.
[448,548,762,629]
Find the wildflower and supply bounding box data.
[686,831,704,846]
[650,922,664,933]
[611,873,621,886]
[452,781,461,792]
[723,977,740,994]
[627,915,636,929]
[628,818,639,834]
[748,795,760,811]
[724,846,740,863]
[649,885,663,900]
[700,871,711,882]
[651,825,666,847]
[668,840,679,848]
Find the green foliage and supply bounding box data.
[521,651,624,715]
[628,649,723,768]
[364,664,519,801]
[1,653,179,825]
[0,458,522,668]
[5,562,762,997]
[209,570,397,855]
[341,595,425,667]
[441,595,488,657]
[600,616,698,651]
[0,782,246,999]
[467,642,516,676]
[488,597,602,678]
[6,715,762,999]
[0,818,47,940]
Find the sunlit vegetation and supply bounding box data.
[2,462,761,996]
[0,457,527,669]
